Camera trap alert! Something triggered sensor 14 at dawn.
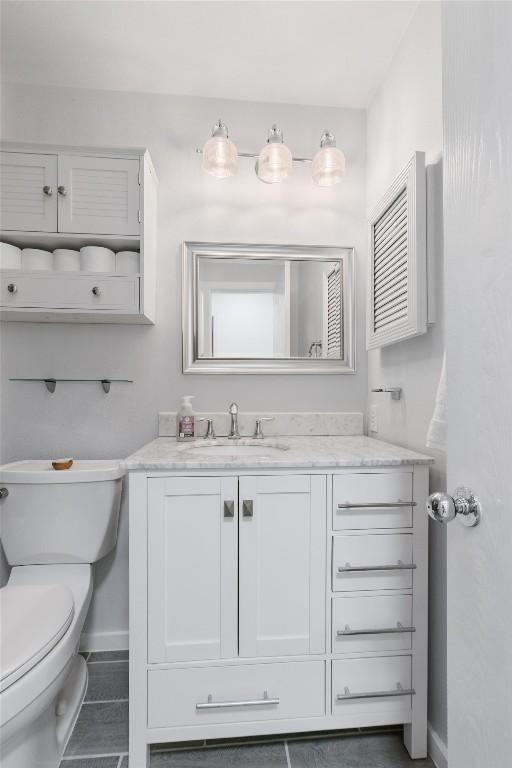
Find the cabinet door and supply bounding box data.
[147,476,238,663]
[0,152,57,232]
[57,155,140,235]
[239,475,326,657]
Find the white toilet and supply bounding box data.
[0,459,124,768]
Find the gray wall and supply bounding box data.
[0,83,367,647]
[366,1,447,747]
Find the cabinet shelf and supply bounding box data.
[0,230,140,252]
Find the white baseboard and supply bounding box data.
[80,629,129,652]
[428,722,448,768]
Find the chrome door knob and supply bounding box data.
[92,286,101,296]
[427,487,481,527]
[7,283,17,294]
[43,185,53,196]
[57,185,67,196]
[0,487,9,499]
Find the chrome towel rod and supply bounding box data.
[9,378,133,394]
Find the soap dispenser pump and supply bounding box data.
[176,395,196,442]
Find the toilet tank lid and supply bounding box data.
[0,459,124,483]
[0,583,74,692]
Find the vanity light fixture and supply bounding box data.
[312,130,346,187]
[197,124,346,185]
[201,119,238,178]
[255,124,293,184]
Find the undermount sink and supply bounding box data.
[181,440,289,457]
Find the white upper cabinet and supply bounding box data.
[0,152,58,232]
[0,144,157,324]
[147,476,238,664]
[57,155,140,235]
[238,474,326,658]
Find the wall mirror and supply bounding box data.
[182,242,355,374]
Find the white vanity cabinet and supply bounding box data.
[146,474,326,663]
[129,463,428,767]
[0,143,157,323]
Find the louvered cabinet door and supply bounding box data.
[0,152,58,232]
[57,155,140,235]
[367,152,427,349]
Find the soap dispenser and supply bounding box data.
[176,395,196,442]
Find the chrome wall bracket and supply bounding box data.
[371,387,402,401]
[9,378,133,395]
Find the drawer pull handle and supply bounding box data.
[338,560,417,573]
[336,683,415,701]
[92,286,101,296]
[337,622,416,637]
[196,690,279,710]
[337,502,416,509]
[7,283,17,294]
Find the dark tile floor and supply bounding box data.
[61,653,435,767]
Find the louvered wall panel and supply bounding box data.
[367,152,427,349]
[0,152,57,232]
[326,266,342,358]
[58,155,140,235]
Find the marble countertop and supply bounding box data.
[123,435,433,471]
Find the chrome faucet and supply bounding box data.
[228,402,240,439]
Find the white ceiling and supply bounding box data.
[0,1,418,109]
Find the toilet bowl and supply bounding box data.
[0,460,124,768]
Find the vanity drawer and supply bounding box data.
[147,661,325,729]
[332,656,412,721]
[333,473,413,530]
[332,533,414,591]
[332,595,413,653]
[1,272,139,311]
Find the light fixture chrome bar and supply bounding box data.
[336,622,416,637]
[195,148,312,163]
[337,501,416,509]
[336,683,415,701]
[337,560,417,572]
[196,691,279,710]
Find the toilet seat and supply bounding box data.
[0,583,75,692]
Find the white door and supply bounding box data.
[147,476,238,663]
[0,152,57,232]
[57,154,140,235]
[441,4,512,766]
[238,474,326,657]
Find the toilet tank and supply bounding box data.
[0,460,124,566]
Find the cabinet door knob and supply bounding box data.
[43,185,53,196]
[92,286,101,296]
[7,283,17,294]
[58,185,67,196]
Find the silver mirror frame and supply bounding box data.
[182,242,356,374]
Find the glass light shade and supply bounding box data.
[256,125,293,183]
[312,131,346,187]
[202,120,238,178]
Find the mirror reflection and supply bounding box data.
[197,257,343,360]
